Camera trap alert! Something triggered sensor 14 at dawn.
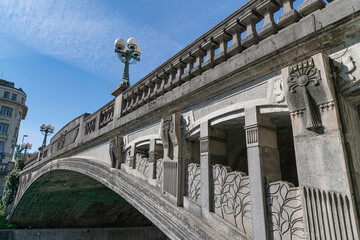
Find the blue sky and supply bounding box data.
[0,0,305,150]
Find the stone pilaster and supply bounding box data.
[199,121,227,212]
[282,53,359,239]
[245,107,281,240]
[161,113,183,206]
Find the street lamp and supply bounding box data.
[21,142,32,160]
[114,37,141,87]
[40,124,55,148]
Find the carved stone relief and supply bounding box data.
[161,116,174,159]
[288,58,322,130]
[156,158,164,185]
[274,79,285,103]
[185,163,201,204]
[212,164,252,235]
[57,131,66,150]
[303,186,357,240]
[283,55,336,132]
[333,50,360,88]
[135,153,149,175]
[266,180,305,240]
[84,118,96,135]
[109,136,122,169]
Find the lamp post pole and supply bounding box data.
[21,143,32,161]
[114,37,141,86]
[40,124,55,148]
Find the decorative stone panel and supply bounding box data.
[156,158,164,186]
[185,163,201,204]
[303,186,357,240]
[283,55,336,131]
[135,153,149,176]
[267,180,305,240]
[212,164,252,235]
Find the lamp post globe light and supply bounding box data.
[21,142,32,160]
[114,37,141,87]
[40,124,55,148]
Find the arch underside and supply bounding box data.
[12,158,225,240]
[12,170,153,228]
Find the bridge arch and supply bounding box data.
[12,157,224,240]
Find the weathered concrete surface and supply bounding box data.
[0,227,165,240]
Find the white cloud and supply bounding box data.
[0,0,182,84]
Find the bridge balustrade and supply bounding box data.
[118,0,331,118]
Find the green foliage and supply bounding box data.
[0,209,17,229]
[1,159,24,212]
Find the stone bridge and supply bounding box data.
[10,0,360,239]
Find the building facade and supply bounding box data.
[0,79,27,195]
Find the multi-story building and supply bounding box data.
[0,79,27,195]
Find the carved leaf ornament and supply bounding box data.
[267,181,305,240]
[212,164,252,235]
[186,163,201,203]
[288,58,322,131]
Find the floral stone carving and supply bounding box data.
[185,163,201,203]
[135,153,149,175]
[212,164,252,235]
[274,79,285,103]
[266,180,305,240]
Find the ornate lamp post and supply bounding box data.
[114,37,141,86]
[21,142,32,160]
[40,124,55,148]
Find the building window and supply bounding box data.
[0,141,4,155]
[0,123,9,134]
[3,92,10,99]
[21,97,25,103]
[0,106,13,117]
[17,111,22,120]
[11,93,17,101]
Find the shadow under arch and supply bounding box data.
[11,158,223,240]
[11,169,154,228]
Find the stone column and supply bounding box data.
[199,121,227,212]
[282,53,359,239]
[148,138,162,179]
[244,107,281,240]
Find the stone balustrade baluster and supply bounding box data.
[157,71,169,96]
[201,39,218,71]
[240,9,262,48]
[213,29,232,64]
[133,88,142,110]
[226,19,246,57]
[191,46,206,77]
[164,65,176,92]
[256,0,281,39]
[298,0,326,16]
[181,53,195,82]
[144,78,155,102]
[126,93,133,113]
[172,59,186,87]
[138,84,147,106]
[277,0,301,28]
[150,75,161,99]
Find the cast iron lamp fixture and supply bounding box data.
[40,124,55,148]
[114,37,141,87]
[21,142,32,160]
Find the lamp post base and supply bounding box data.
[111,83,129,97]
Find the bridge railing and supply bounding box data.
[119,0,332,117]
